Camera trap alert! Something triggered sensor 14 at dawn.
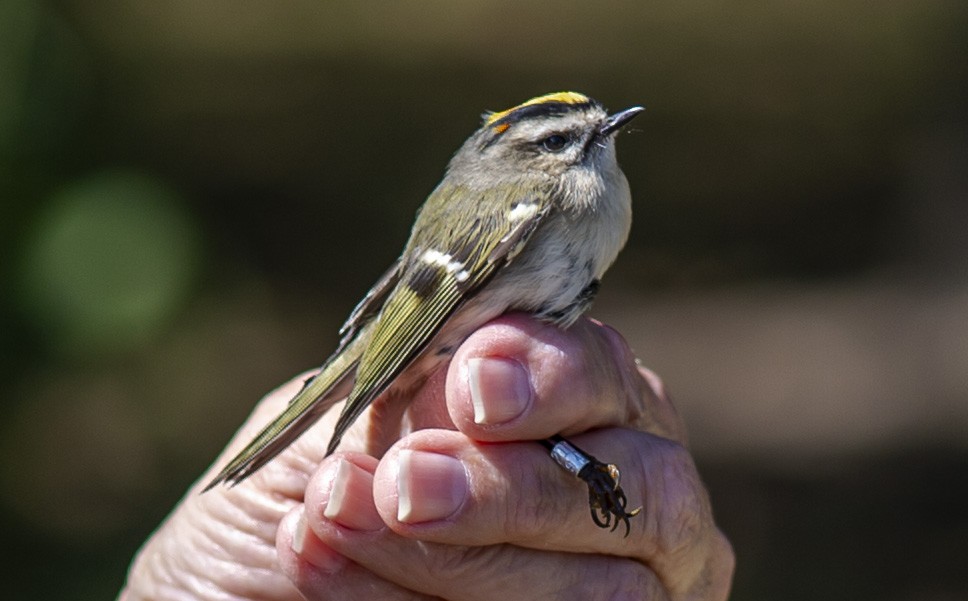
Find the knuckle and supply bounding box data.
[597,322,636,365]
[634,366,688,443]
[596,561,666,601]
[637,364,666,396]
[593,323,657,419]
[428,543,499,581]
[505,457,574,540]
[648,440,710,560]
[675,530,736,601]
[708,530,737,599]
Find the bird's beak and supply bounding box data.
[598,106,645,137]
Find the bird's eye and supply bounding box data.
[541,134,568,152]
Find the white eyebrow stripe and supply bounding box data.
[420,249,470,282]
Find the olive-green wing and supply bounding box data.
[337,259,402,346]
[325,191,548,453]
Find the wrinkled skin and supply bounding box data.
[121,314,734,600]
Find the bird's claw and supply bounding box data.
[578,460,641,537]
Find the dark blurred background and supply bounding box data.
[2,1,967,599]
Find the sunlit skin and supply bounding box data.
[121,314,734,600]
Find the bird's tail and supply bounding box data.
[202,331,368,491]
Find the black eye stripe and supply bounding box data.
[541,134,568,152]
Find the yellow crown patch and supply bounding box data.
[485,92,592,126]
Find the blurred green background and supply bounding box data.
[2,1,967,599]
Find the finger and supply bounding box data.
[278,505,439,601]
[372,429,729,599]
[634,363,687,446]
[586,319,687,443]
[301,452,669,601]
[435,313,686,444]
[126,483,299,600]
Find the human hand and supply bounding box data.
[280,314,734,600]
[119,314,733,600]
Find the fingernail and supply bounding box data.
[291,511,308,554]
[396,450,468,523]
[467,357,532,425]
[290,510,348,573]
[323,459,384,531]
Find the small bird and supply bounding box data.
[205,92,644,533]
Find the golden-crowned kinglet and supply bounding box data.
[206,92,644,533]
